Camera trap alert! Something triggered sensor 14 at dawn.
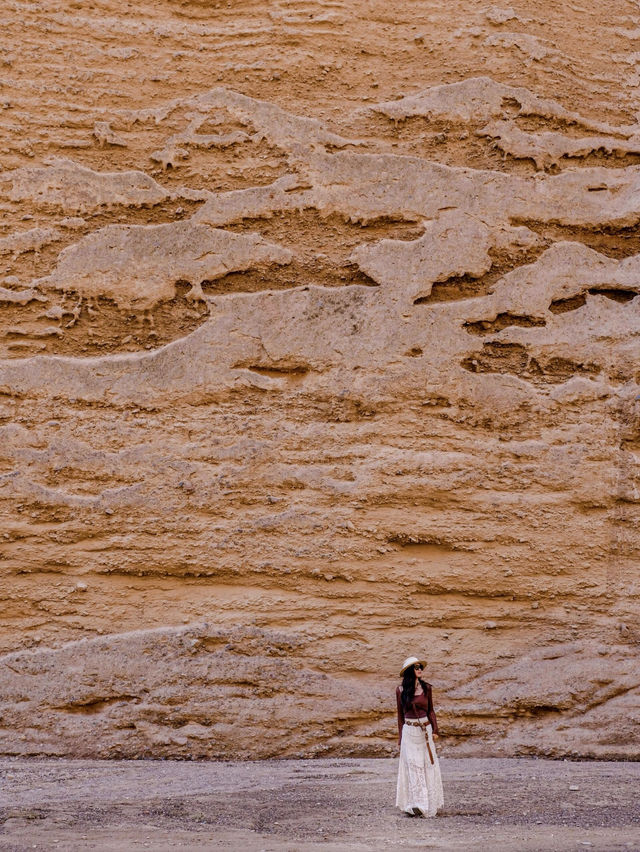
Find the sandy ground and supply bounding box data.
[1,758,639,851]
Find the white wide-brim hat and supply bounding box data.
[400,656,426,676]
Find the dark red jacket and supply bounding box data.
[396,682,439,743]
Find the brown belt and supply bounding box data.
[404,720,434,764]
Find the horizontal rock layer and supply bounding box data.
[0,0,638,760]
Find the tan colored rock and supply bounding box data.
[193,87,356,151]
[371,76,634,134]
[0,285,46,305]
[92,121,127,148]
[1,158,168,213]
[465,242,640,321]
[485,7,519,25]
[33,221,292,310]
[0,0,638,764]
[483,32,552,62]
[0,227,61,256]
[447,642,639,757]
[194,174,307,226]
[0,622,383,758]
[479,120,640,169]
[351,214,541,297]
[197,149,640,230]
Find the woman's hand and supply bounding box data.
[433,733,439,740]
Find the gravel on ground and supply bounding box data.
[1,757,639,851]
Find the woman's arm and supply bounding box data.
[427,685,439,736]
[396,686,405,745]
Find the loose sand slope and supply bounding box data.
[0,0,639,759]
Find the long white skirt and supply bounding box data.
[396,722,444,817]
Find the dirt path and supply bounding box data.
[1,758,639,851]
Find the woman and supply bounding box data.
[395,656,444,817]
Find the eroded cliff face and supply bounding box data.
[0,0,639,760]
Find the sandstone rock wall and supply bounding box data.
[0,0,638,760]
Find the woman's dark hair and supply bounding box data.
[401,667,427,712]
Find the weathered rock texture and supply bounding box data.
[0,0,639,760]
